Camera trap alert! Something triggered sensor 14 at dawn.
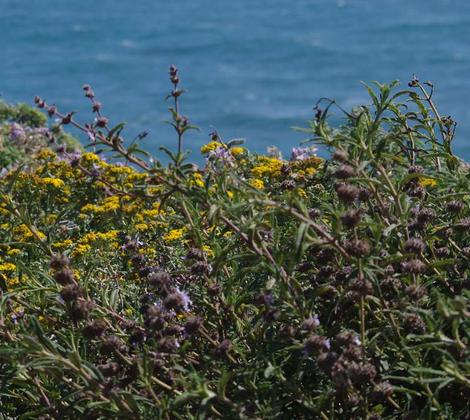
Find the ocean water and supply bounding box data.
[1,0,470,160]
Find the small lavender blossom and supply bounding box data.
[178,289,192,312]
[33,127,50,137]
[290,146,318,161]
[9,123,26,141]
[207,146,235,166]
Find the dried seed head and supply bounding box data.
[335,331,359,347]
[278,324,297,340]
[340,208,363,229]
[435,246,450,258]
[254,292,274,307]
[190,261,211,275]
[371,381,393,402]
[405,285,426,301]
[404,237,425,254]
[416,208,436,224]
[455,217,470,232]
[69,299,93,322]
[98,362,120,377]
[446,200,464,213]
[184,316,204,335]
[384,264,395,275]
[215,339,231,358]
[304,335,330,353]
[401,259,426,274]
[187,247,204,260]
[317,351,339,373]
[380,276,402,299]
[280,179,296,190]
[316,247,336,263]
[54,268,75,285]
[163,291,190,312]
[82,319,107,339]
[92,101,102,113]
[332,150,348,162]
[50,254,70,270]
[130,253,146,267]
[60,283,82,302]
[407,184,425,199]
[95,116,108,128]
[334,164,356,179]
[148,271,171,289]
[335,183,359,203]
[408,165,424,174]
[358,187,371,202]
[157,337,178,353]
[349,362,377,383]
[344,239,370,258]
[302,316,320,332]
[101,335,127,355]
[207,283,222,296]
[349,277,373,296]
[404,313,426,334]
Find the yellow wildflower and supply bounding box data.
[73,244,92,255]
[192,172,205,188]
[251,156,283,178]
[0,263,16,271]
[418,177,438,188]
[231,147,246,156]
[249,179,265,189]
[200,141,223,154]
[14,224,46,241]
[202,245,214,258]
[163,228,186,242]
[81,152,101,163]
[52,239,74,249]
[7,248,21,256]
[135,223,149,231]
[40,177,65,189]
[296,188,308,198]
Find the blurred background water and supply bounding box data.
[1,0,469,160]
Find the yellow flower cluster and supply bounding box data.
[251,156,284,178]
[231,147,246,156]
[191,172,205,188]
[163,228,186,242]
[249,178,265,189]
[418,177,438,188]
[81,195,122,214]
[39,177,66,189]
[13,224,46,241]
[200,141,223,154]
[72,230,119,256]
[0,262,16,272]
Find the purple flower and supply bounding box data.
[290,146,318,162]
[178,289,192,312]
[207,146,235,166]
[9,123,26,141]
[33,127,50,137]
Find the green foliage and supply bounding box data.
[0,101,47,127]
[0,75,469,419]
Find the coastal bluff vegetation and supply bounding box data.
[0,69,469,419]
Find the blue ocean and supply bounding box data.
[1,0,470,160]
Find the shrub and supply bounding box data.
[0,71,468,418]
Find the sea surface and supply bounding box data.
[1,0,470,160]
